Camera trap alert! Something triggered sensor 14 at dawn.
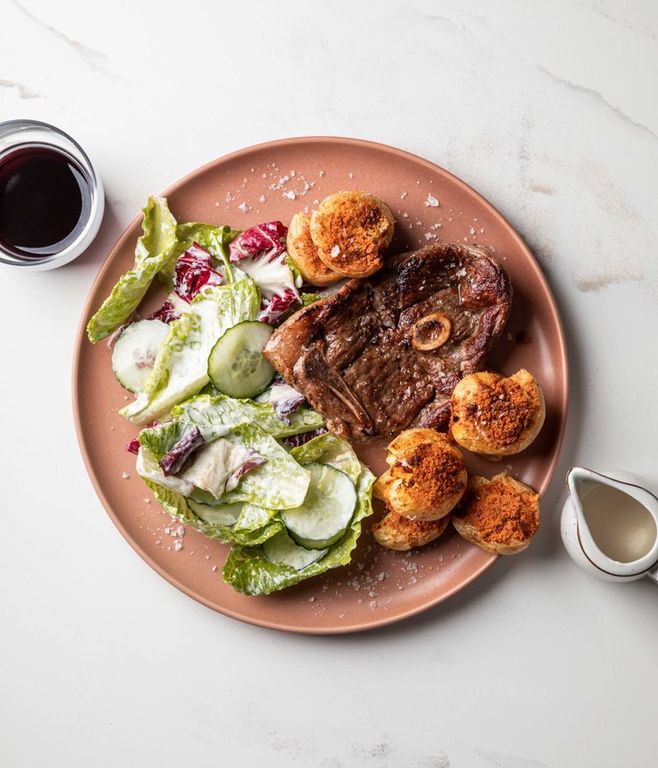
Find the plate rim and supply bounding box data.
[72,135,569,634]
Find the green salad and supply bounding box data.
[87,197,374,595]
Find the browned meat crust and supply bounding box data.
[263,243,512,439]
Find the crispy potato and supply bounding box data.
[452,473,540,555]
[286,212,342,287]
[373,509,451,551]
[310,191,394,278]
[450,369,545,457]
[375,428,467,521]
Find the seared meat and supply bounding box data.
[264,243,512,439]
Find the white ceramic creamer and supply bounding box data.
[561,468,658,583]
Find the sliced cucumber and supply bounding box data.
[111,319,168,393]
[263,530,327,570]
[187,499,241,527]
[281,463,357,549]
[207,320,275,399]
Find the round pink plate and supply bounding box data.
[73,137,568,634]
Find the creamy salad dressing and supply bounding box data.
[581,481,657,563]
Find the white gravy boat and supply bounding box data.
[561,468,658,583]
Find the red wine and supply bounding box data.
[0,144,92,259]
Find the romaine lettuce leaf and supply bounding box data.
[290,432,362,484]
[87,197,178,342]
[221,426,310,509]
[121,278,260,424]
[178,437,263,499]
[222,464,375,595]
[169,392,324,442]
[143,479,283,546]
[136,446,194,496]
[138,418,310,509]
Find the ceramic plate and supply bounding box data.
[73,137,568,634]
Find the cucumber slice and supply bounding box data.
[207,320,275,399]
[111,319,168,393]
[263,530,327,570]
[188,499,241,527]
[281,463,357,549]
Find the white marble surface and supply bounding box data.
[2,1,658,766]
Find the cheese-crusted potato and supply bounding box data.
[452,473,540,555]
[373,509,451,551]
[450,369,545,457]
[310,191,394,278]
[286,212,342,287]
[373,428,467,521]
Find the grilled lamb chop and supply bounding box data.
[264,243,512,439]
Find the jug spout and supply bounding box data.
[566,467,658,578]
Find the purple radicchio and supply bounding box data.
[159,426,206,476]
[229,221,300,323]
[146,300,180,324]
[282,427,328,450]
[257,379,306,424]
[226,449,266,492]
[174,243,223,302]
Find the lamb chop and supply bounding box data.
[263,243,512,439]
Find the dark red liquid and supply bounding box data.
[0,144,92,259]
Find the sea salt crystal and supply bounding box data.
[121,471,130,479]
[174,540,183,552]
[212,565,218,572]
[330,245,340,258]
[425,193,439,207]
[319,170,326,177]
[290,170,296,177]
[238,202,251,214]
[258,194,267,203]
[470,226,476,235]
[400,192,408,199]
[144,498,151,504]
[225,192,233,202]
[283,190,296,200]
[348,172,354,179]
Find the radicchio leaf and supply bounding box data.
[228,221,300,323]
[146,300,180,324]
[257,380,305,424]
[282,427,328,450]
[229,221,288,262]
[226,449,266,492]
[126,437,141,455]
[174,243,223,302]
[159,426,206,476]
